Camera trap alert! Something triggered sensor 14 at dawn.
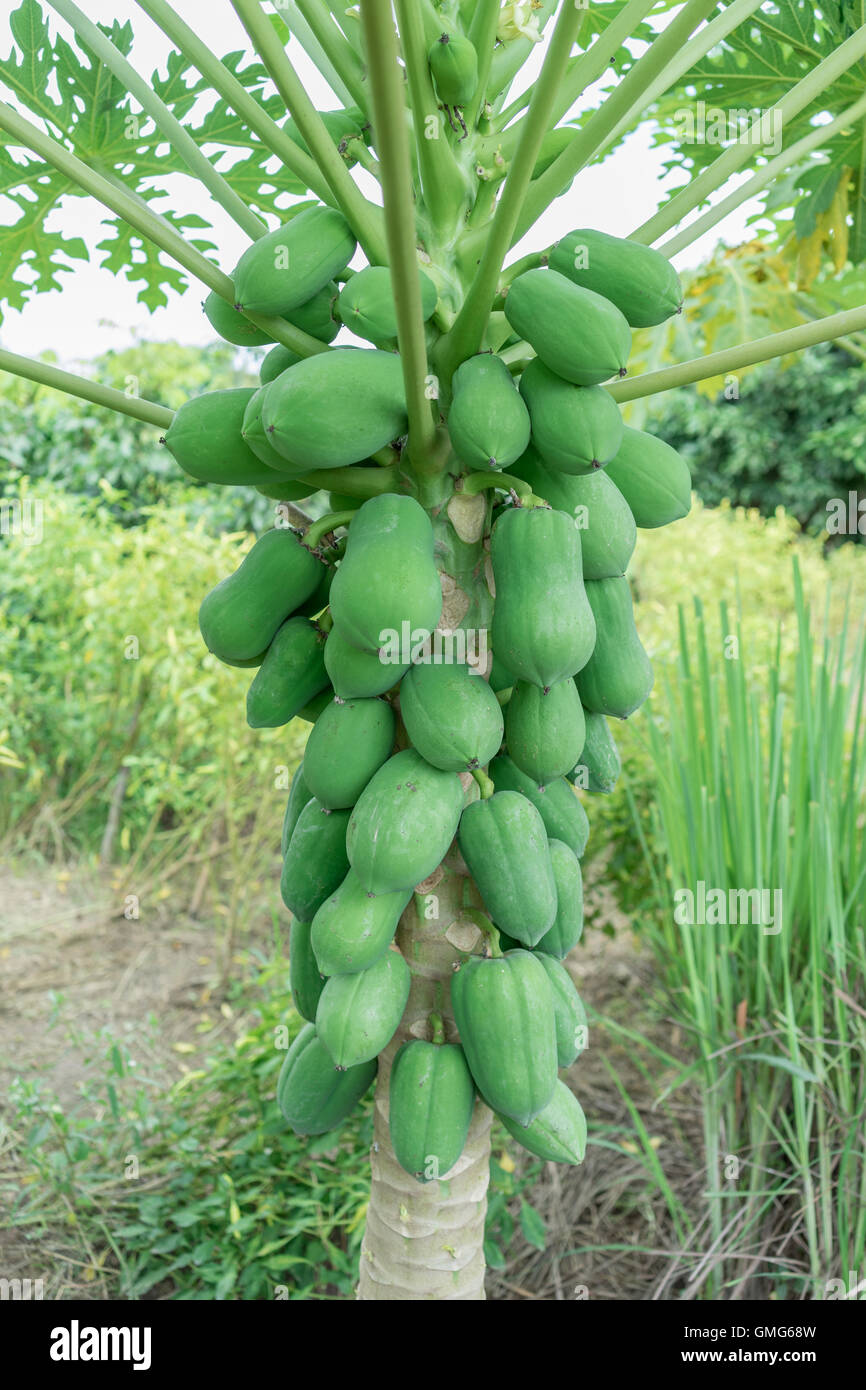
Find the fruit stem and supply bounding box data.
[303,511,356,552]
[467,910,502,958]
[292,466,402,499]
[429,1011,446,1046]
[470,767,495,800]
[460,471,531,500]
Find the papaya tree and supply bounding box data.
[2,0,865,1302]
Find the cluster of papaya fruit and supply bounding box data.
[167,180,692,1184]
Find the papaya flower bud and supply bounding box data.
[498,2,543,44]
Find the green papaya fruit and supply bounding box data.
[283,280,340,344]
[281,799,351,921]
[329,495,442,657]
[457,791,556,946]
[389,1041,476,1183]
[535,952,585,1067]
[290,918,327,1023]
[505,677,586,784]
[282,762,312,857]
[399,661,504,772]
[199,529,323,664]
[208,284,337,349]
[284,107,367,166]
[296,687,334,724]
[316,948,410,1067]
[428,31,478,106]
[327,490,361,513]
[519,359,623,475]
[511,443,636,579]
[488,653,514,694]
[550,228,683,328]
[576,577,653,719]
[311,869,412,976]
[295,562,334,618]
[505,268,631,386]
[447,353,531,471]
[489,754,590,859]
[233,205,356,317]
[277,1023,375,1135]
[570,710,621,794]
[605,425,692,528]
[536,838,584,958]
[261,349,408,470]
[204,291,274,346]
[162,389,276,486]
[302,696,396,809]
[500,1080,587,1164]
[451,950,557,1126]
[337,265,437,348]
[260,343,301,385]
[246,617,329,728]
[347,749,464,895]
[242,385,298,471]
[490,505,595,687]
[323,624,409,699]
[255,478,314,501]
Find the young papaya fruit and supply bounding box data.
[505,268,631,386]
[451,950,557,1126]
[535,838,584,958]
[246,617,329,728]
[295,562,334,619]
[535,952,585,1067]
[255,478,314,502]
[316,948,410,1068]
[283,280,340,344]
[500,1079,587,1164]
[550,228,683,328]
[511,443,636,579]
[428,31,478,106]
[311,869,412,977]
[295,687,334,724]
[505,677,586,784]
[337,265,437,348]
[577,577,653,719]
[323,625,409,700]
[570,710,621,794]
[260,343,301,385]
[277,1023,375,1135]
[281,799,351,922]
[605,425,692,528]
[327,491,361,513]
[398,661,504,772]
[519,359,624,475]
[162,389,276,486]
[261,349,408,470]
[199,529,324,664]
[204,291,274,346]
[283,107,367,166]
[457,791,557,946]
[488,754,590,859]
[242,385,298,471]
[233,205,356,317]
[347,749,464,895]
[389,1040,476,1183]
[282,762,313,857]
[329,495,442,656]
[290,918,327,1023]
[447,353,531,471]
[488,653,515,694]
[302,696,396,809]
[491,505,595,687]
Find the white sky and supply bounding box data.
[0,1,767,368]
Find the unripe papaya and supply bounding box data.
[282,762,312,856]
[242,385,297,471]
[389,1041,476,1183]
[281,799,351,922]
[447,353,531,471]
[255,478,314,501]
[535,952,585,1067]
[233,205,356,317]
[323,625,409,699]
[536,838,584,958]
[428,31,478,106]
[347,749,464,895]
[491,505,595,687]
[296,562,334,619]
[451,950,557,1126]
[337,265,437,348]
[489,754,590,859]
[311,869,412,976]
[519,360,623,475]
[457,791,556,946]
[204,291,273,346]
[329,495,442,656]
[501,1080,587,1164]
[246,617,328,728]
[260,343,301,385]
[302,696,395,809]
[550,228,683,328]
[284,107,367,166]
[505,677,586,784]
[605,425,692,528]
[296,687,334,724]
[489,653,515,694]
[277,1023,375,1135]
[199,529,323,664]
[570,710,621,794]
[505,268,631,386]
[162,388,276,486]
[511,443,635,579]
[316,948,410,1067]
[290,918,326,1022]
[284,280,340,343]
[576,577,653,718]
[399,661,504,772]
[261,349,408,471]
